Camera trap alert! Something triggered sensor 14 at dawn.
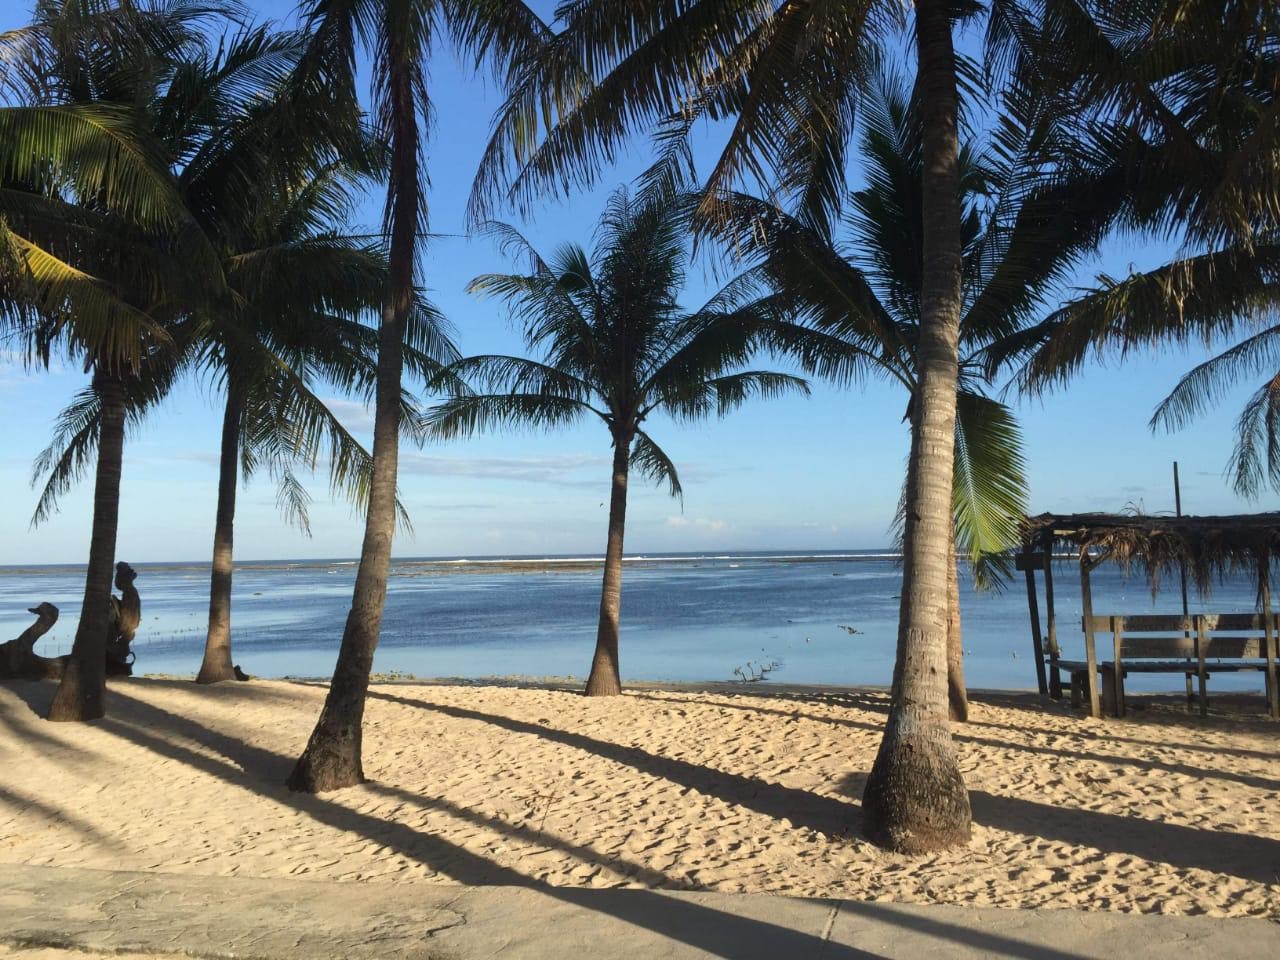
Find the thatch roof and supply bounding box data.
[1021,512,1280,595]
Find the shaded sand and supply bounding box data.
[0,678,1277,918]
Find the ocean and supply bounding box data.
[1,550,1273,693]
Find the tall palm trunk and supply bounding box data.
[48,367,125,722]
[585,434,630,696]
[197,383,244,684]
[287,30,417,792]
[901,405,968,721]
[862,0,972,852]
[947,526,968,722]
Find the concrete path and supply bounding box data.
[1,864,1276,959]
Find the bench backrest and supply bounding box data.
[1084,613,1278,660]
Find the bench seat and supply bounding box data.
[1053,613,1280,719]
[1058,658,1271,674]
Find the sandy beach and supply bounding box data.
[0,678,1277,919]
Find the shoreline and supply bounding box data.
[145,673,1280,705]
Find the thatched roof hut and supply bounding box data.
[1017,511,1280,703]
[1022,511,1280,594]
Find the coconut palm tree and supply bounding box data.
[425,185,809,696]
[3,2,400,713]
[182,59,457,685]
[472,0,989,850]
[986,1,1280,497]
[285,0,551,792]
[0,0,236,720]
[727,70,1124,719]
[191,167,457,685]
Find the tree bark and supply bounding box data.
[862,0,972,852]
[947,529,969,722]
[287,22,417,792]
[49,367,126,722]
[0,604,65,680]
[197,385,244,684]
[585,435,631,697]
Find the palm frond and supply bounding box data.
[631,429,682,500]
[952,390,1028,589]
[421,393,596,440]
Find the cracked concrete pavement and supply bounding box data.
[1,864,1277,958]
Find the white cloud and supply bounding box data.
[322,397,375,434]
[400,451,609,485]
[665,515,727,532]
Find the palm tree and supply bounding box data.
[468,0,998,850]
[285,0,551,792]
[0,0,234,720]
[4,2,395,713]
[987,2,1280,497]
[425,186,808,695]
[730,71,1120,720]
[192,168,457,684]
[474,0,1135,847]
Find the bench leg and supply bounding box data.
[1185,671,1194,712]
[1070,670,1086,709]
[1101,665,1119,718]
[1198,665,1208,718]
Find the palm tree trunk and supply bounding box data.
[903,407,968,722]
[48,367,125,722]
[197,384,244,684]
[287,24,417,792]
[947,526,968,722]
[861,0,972,852]
[585,435,630,697]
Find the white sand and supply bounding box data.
[0,678,1277,917]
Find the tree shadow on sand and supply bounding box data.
[367,688,862,837]
[837,771,1280,885]
[630,691,885,731]
[7,681,881,959]
[3,680,1104,958]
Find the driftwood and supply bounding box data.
[1,561,142,682]
[0,603,68,680]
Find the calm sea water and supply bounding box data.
[1,550,1273,693]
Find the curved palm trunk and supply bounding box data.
[48,367,125,722]
[947,528,968,722]
[197,385,244,684]
[585,435,630,697]
[287,29,417,792]
[862,0,972,852]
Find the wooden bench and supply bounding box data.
[1057,613,1280,719]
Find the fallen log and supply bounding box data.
[0,603,68,680]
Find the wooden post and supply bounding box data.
[1174,461,1194,711]
[1081,549,1102,719]
[1112,617,1125,718]
[1043,541,1062,700]
[1262,566,1278,720]
[1022,551,1048,698]
[1195,614,1209,718]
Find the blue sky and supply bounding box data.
[1,1,1275,565]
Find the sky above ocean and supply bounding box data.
[1,1,1276,566]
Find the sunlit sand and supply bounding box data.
[1,678,1276,918]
